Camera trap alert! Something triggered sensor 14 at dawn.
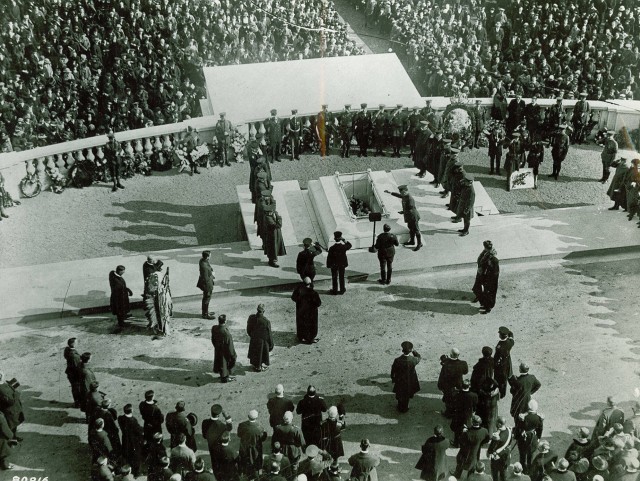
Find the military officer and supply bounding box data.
[549,125,570,180]
[571,92,591,144]
[384,185,422,251]
[286,109,302,160]
[354,103,372,157]
[516,399,544,473]
[183,126,201,175]
[505,133,523,191]
[266,109,282,163]
[545,97,566,138]
[405,107,422,158]
[316,104,332,157]
[372,104,388,156]
[105,131,125,192]
[215,112,233,166]
[599,130,618,183]
[296,238,323,283]
[338,104,354,158]
[389,104,405,157]
[471,100,485,149]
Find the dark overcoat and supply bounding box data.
[263,212,286,259]
[415,434,449,481]
[291,284,322,342]
[246,313,274,368]
[211,324,237,378]
[109,270,130,317]
[391,354,421,399]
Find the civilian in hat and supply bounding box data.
[296,238,323,284]
[349,438,380,481]
[170,433,196,478]
[109,264,132,330]
[215,111,233,166]
[454,415,490,478]
[549,126,570,180]
[415,425,449,481]
[614,458,640,481]
[166,401,195,451]
[593,396,625,440]
[571,93,591,144]
[266,109,283,163]
[104,131,125,191]
[320,406,346,462]
[451,379,479,447]
[291,277,322,344]
[139,390,164,447]
[272,411,306,472]
[354,103,372,157]
[507,462,532,481]
[391,341,422,413]
[246,304,274,372]
[296,387,328,447]
[263,206,286,268]
[237,409,268,479]
[374,223,399,285]
[516,400,544,473]
[326,231,352,295]
[63,337,82,408]
[338,104,354,158]
[197,250,215,320]
[286,109,302,160]
[438,348,469,419]
[454,173,476,236]
[373,104,389,156]
[565,428,592,461]
[588,457,609,481]
[211,314,237,383]
[384,185,422,251]
[549,459,576,481]
[202,403,232,465]
[508,364,541,422]
[600,131,619,183]
[117,403,144,478]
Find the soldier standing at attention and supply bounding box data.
[354,103,372,157]
[338,104,354,158]
[391,341,421,413]
[372,104,388,156]
[266,109,282,163]
[385,185,422,251]
[599,130,618,183]
[286,109,301,160]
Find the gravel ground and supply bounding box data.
[0,144,610,269]
[1,255,638,480]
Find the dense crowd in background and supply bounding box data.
[359,0,640,100]
[0,0,362,152]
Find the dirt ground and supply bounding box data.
[1,253,638,480]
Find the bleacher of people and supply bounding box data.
[361,0,640,100]
[0,0,363,153]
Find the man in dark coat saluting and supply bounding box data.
[246,304,274,372]
[291,277,322,344]
[109,265,132,329]
[211,314,237,383]
[296,238,323,284]
[415,425,449,481]
[391,341,422,413]
[326,231,352,295]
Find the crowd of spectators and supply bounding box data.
[361,0,640,101]
[0,0,362,152]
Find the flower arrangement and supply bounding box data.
[47,165,67,194]
[191,143,211,167]
[121,152,137,178]
[231,130,248,163]
[174,146,189,173]
[208,137,219,166]
[133,151,152,175]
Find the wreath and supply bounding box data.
[19,172,42,198]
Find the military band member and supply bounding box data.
[549,125,569,180]
[372,104,388,156]
[338,104,354,158]
[384,185,422,251]
[317,104,332,157]
[354,103,372,157]
[389,104,404,158]
[266,109,282,163]
[215,112,233,166]
[286,109,301,160]
[571,92,591,144]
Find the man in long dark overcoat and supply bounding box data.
[291,278,322,344]
[415,425,449,481]
[118,403,145,478]
[390,341,421,413]
[211,314,237,383]
[326,231,352,295]
[109,265,132,328]
[509,363,541,422]
[246,304,274,372]
[454,415,490,478]
[197,250,215,320]
[263,206,286,268]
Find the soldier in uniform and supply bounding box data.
[105,131,125,192]
[494,327,514,399]
[183,126,201,175]
[266,109,282,163]
[516,399,544,474]
[296,237,323,283]
[549,125,570,180]
[455,173,476,237]
[372,104,388,156]
[486,122,505,175]
[384,185,422,251]
[338,104,354,158]
[354,103,372,157]
[571,93,591,144]
[254,189,276,248]
[471,100,485,149]
[545,97,566,140]
[316,104,332,157]
[405,106,422,157]
[391,341,421,413]
[526,140,545,189]
[374,223,399,285]
[215,112,233,166]
[286,109,301,160]
[505,133,523,191]
[599,130,618,183]
[389,104,405,157]
[263,205,286,268]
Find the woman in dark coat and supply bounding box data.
[415,425,449,481]
[291,278,322,343]
[246,304,274,372]
[109,265,132,327]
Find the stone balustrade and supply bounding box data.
[1,97,638,199]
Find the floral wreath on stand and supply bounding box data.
[231,130,247,163]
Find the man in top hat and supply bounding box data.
[263,205,286,268]
[296,238,323,284]
[516,400,544,474]
[486,122,505,175]
[549,125,569,180]
[454,415,490,478]
[384,185,422,251]
[354,103,372,157]
[571,93,591,144]
[316,104,333,157]
[266,109,283,163]
[104,131,125,192]
[349,438,380,480]
[599,131,618,183]
[391,341,421,413]
[454,173,476,237]
[197,251,215,320]
[326,231,352,295]
[508,364,541,422]
[215,112,233,166]
[372,104,389,156]
[374,223,399,285]
[286,109,301,160]
[338,104,354,158]
[291,277,322,344]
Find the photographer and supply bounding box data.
[0,371,24,443]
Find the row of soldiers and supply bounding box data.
[258,100,440,161]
